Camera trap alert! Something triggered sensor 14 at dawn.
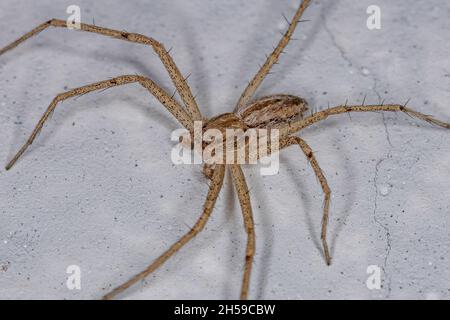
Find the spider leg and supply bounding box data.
[280,136,332,265]
[203,163,216,180]
[103,164,225,300]
[5,75,193,170]
[235,0,311,111]
[281,104,450,138]
[0,19,202,121]
[275,103,449,263]
[229,164,255,300]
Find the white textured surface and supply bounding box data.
[0,0,449,300]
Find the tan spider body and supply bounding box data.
[202,95,307,140]
[199,95,308,181]
[1,0,449,300]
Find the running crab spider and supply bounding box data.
[1,0,449,300]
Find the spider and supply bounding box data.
[1,0,449,300]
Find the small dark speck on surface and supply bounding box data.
[1,262,10,272]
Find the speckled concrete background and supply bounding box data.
[0,0,449,300]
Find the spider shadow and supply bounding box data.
[220,168,240,298]
[246,168,279,300]
[44,37,171,86]
[282,155,321,253]
[1,43,52,163]
[322,130,357,261]
[170,5,212,117]
[5,76,32,166]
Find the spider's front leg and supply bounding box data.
[280,136,332,265]
[235,0,311,111]
[5,75,193,170]
[0,19,203,121]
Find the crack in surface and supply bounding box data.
[322,14,396,297]
[373,157,393,297]
[322,14,353,68]
[372,72,394,298]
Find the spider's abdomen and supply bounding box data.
[204,113,247,133]
[236,94,308,128]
